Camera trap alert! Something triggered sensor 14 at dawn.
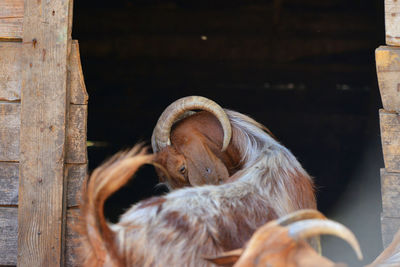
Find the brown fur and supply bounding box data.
[77,108,316,266]
[77,145,153,266]
[209,220,345,267]
[154,111,243,188]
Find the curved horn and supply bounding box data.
[151,96,232,153]
[288,219,363,260]
[276,209,326,226]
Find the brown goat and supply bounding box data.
[77,96,316,266]
[77,140,314,266]
[208,209,363,267]
[152,96,240,188]
[210,211,400,267]
[152,96,315,215]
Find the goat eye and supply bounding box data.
[179,165,186,174]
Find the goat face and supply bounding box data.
[152,96,240,189]
[208,210,362,267]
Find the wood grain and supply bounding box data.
[0,42,21,101]
[385,0,400,46]
[0,103,20,161]
[0,207,18,266]
[380,109,400,172]
[66,104,88,164]
[0,0,23,39]
[381,215,400,248]
[376,46,400,112]
[17,0,73,265]
[66,208,81,267]
[0,162,18,205]
[0,163,86,208]
[0,41,85,103]
[69,41,88,105]
[0,102,86,162]
[381,169,400,217]
[66,164,86,208]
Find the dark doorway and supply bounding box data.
[73,0,384,265]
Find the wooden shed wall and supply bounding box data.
[376,0,400,248]
[0,0,87,265]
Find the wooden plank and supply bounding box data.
[381,169,400,217]
[0,0,24,39]
[0,40,86,102]
[0,42,21,101]
[0,163,85,208]
[0,162,18,205]
[65,208,80,267]
[0,207,18,266]
[17,0,73,266]
[69,41,88,105]
[0,103,20,161]
[381,215,400,248]
[0,0,24,17]
[385,0,400,46]
[380,109,400,171]
[66,164,86,208]
[66,104,88,164]
[376,46,400,112]
[0,102,86,162]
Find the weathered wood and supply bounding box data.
[17,0,73,266]
[0,163,85,208]
[0,42,21,101]
[0,0,23,39]
[0,103,20,161]
[0,40,84,102]
[0,102,86,162]
[385,0,400,46]
[381,169,400,217]
[0,207,18,266]
[376,46,400,112]
[69,41,88,105]
[66,104,88,164]
[0,103,86,165]
[66,208,80,267]
[66,164,86,208]
[0,162,18,205]
[381,215,400,248]
[380,109,400,171]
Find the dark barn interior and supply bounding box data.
[72,0,384,265]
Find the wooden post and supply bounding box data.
[17,0,73,265]
[385,0,400,46]
[376,0,400,248]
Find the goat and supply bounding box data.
[77,141,313,266]
[207,209,363,267]
[152,96,316,216]
[366,227,400,267]
[210,212,400,267]
[77,96,316,266]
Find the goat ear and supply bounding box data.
[204,248,243,266]
[183,136,229,186]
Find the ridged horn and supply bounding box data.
[288,219,363,260]
[151,96,232,153]
[276,209,326,226]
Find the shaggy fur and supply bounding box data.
[78,110,315,266]
[367,227,400,267]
